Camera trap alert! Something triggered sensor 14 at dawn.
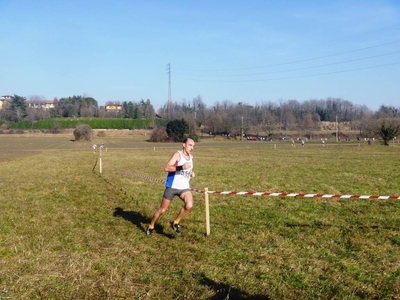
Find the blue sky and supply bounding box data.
[1,0,399,111]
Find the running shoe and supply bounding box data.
[170,221,181,235]
[146,227,154,236]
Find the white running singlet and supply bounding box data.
[165,151,193,189]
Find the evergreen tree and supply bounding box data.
[8,94,28,122]
[376,120,400,146]
[166,118,189,142]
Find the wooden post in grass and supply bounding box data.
[205,188,210,236]
[99,147,102,174]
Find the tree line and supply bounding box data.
[0,95,157,122]
[158,96,400,139]
[1,94,399,144]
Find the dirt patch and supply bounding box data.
[93,129,152,139]
[319,121,355,131]
[0,129,153,139]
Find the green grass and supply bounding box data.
[0,135,399,299]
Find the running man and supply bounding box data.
[146,138,196,236]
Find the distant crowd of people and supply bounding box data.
[205,131,399,146]
[92,143,105,153]
[285,136,383,147]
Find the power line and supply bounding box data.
[174,61,400,83]
[176,23,400,71]
[174,50,400,78]
[174,40,400,72]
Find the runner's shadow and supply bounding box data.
[113,207,175,238]
[196,274,269,299]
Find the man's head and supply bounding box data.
[182,138,195,155]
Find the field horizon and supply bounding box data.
[1,134,399,299]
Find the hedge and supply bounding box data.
[8,118,167,130]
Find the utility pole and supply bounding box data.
[336,115,338,142]
[166,63,172,118]
[241,116,244,141]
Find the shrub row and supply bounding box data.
[8,118,167,130]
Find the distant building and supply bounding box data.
[105,102,122,112]
[0,95,12,109]
[1,96,56,111]
[26,100,56,110]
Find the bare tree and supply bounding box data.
[205,114,223,135]
[192,95,206,124]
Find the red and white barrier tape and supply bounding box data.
[104,162,206,193]
[104,163,166,184]
[102,162,399,200]
[205,191,400,200]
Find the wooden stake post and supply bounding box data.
[205,187,210,236]
[99,147,102,174]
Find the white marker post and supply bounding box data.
[99,147,102,174]
[205,187,210,236]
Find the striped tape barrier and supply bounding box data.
[105,163,166,184]
[205,191,400,200]
[102,162,399,200]
[103,161,207,193]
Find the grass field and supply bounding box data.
[0,133,399,299]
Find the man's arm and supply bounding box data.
[164,152,181,172]
[164,152,192,173]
